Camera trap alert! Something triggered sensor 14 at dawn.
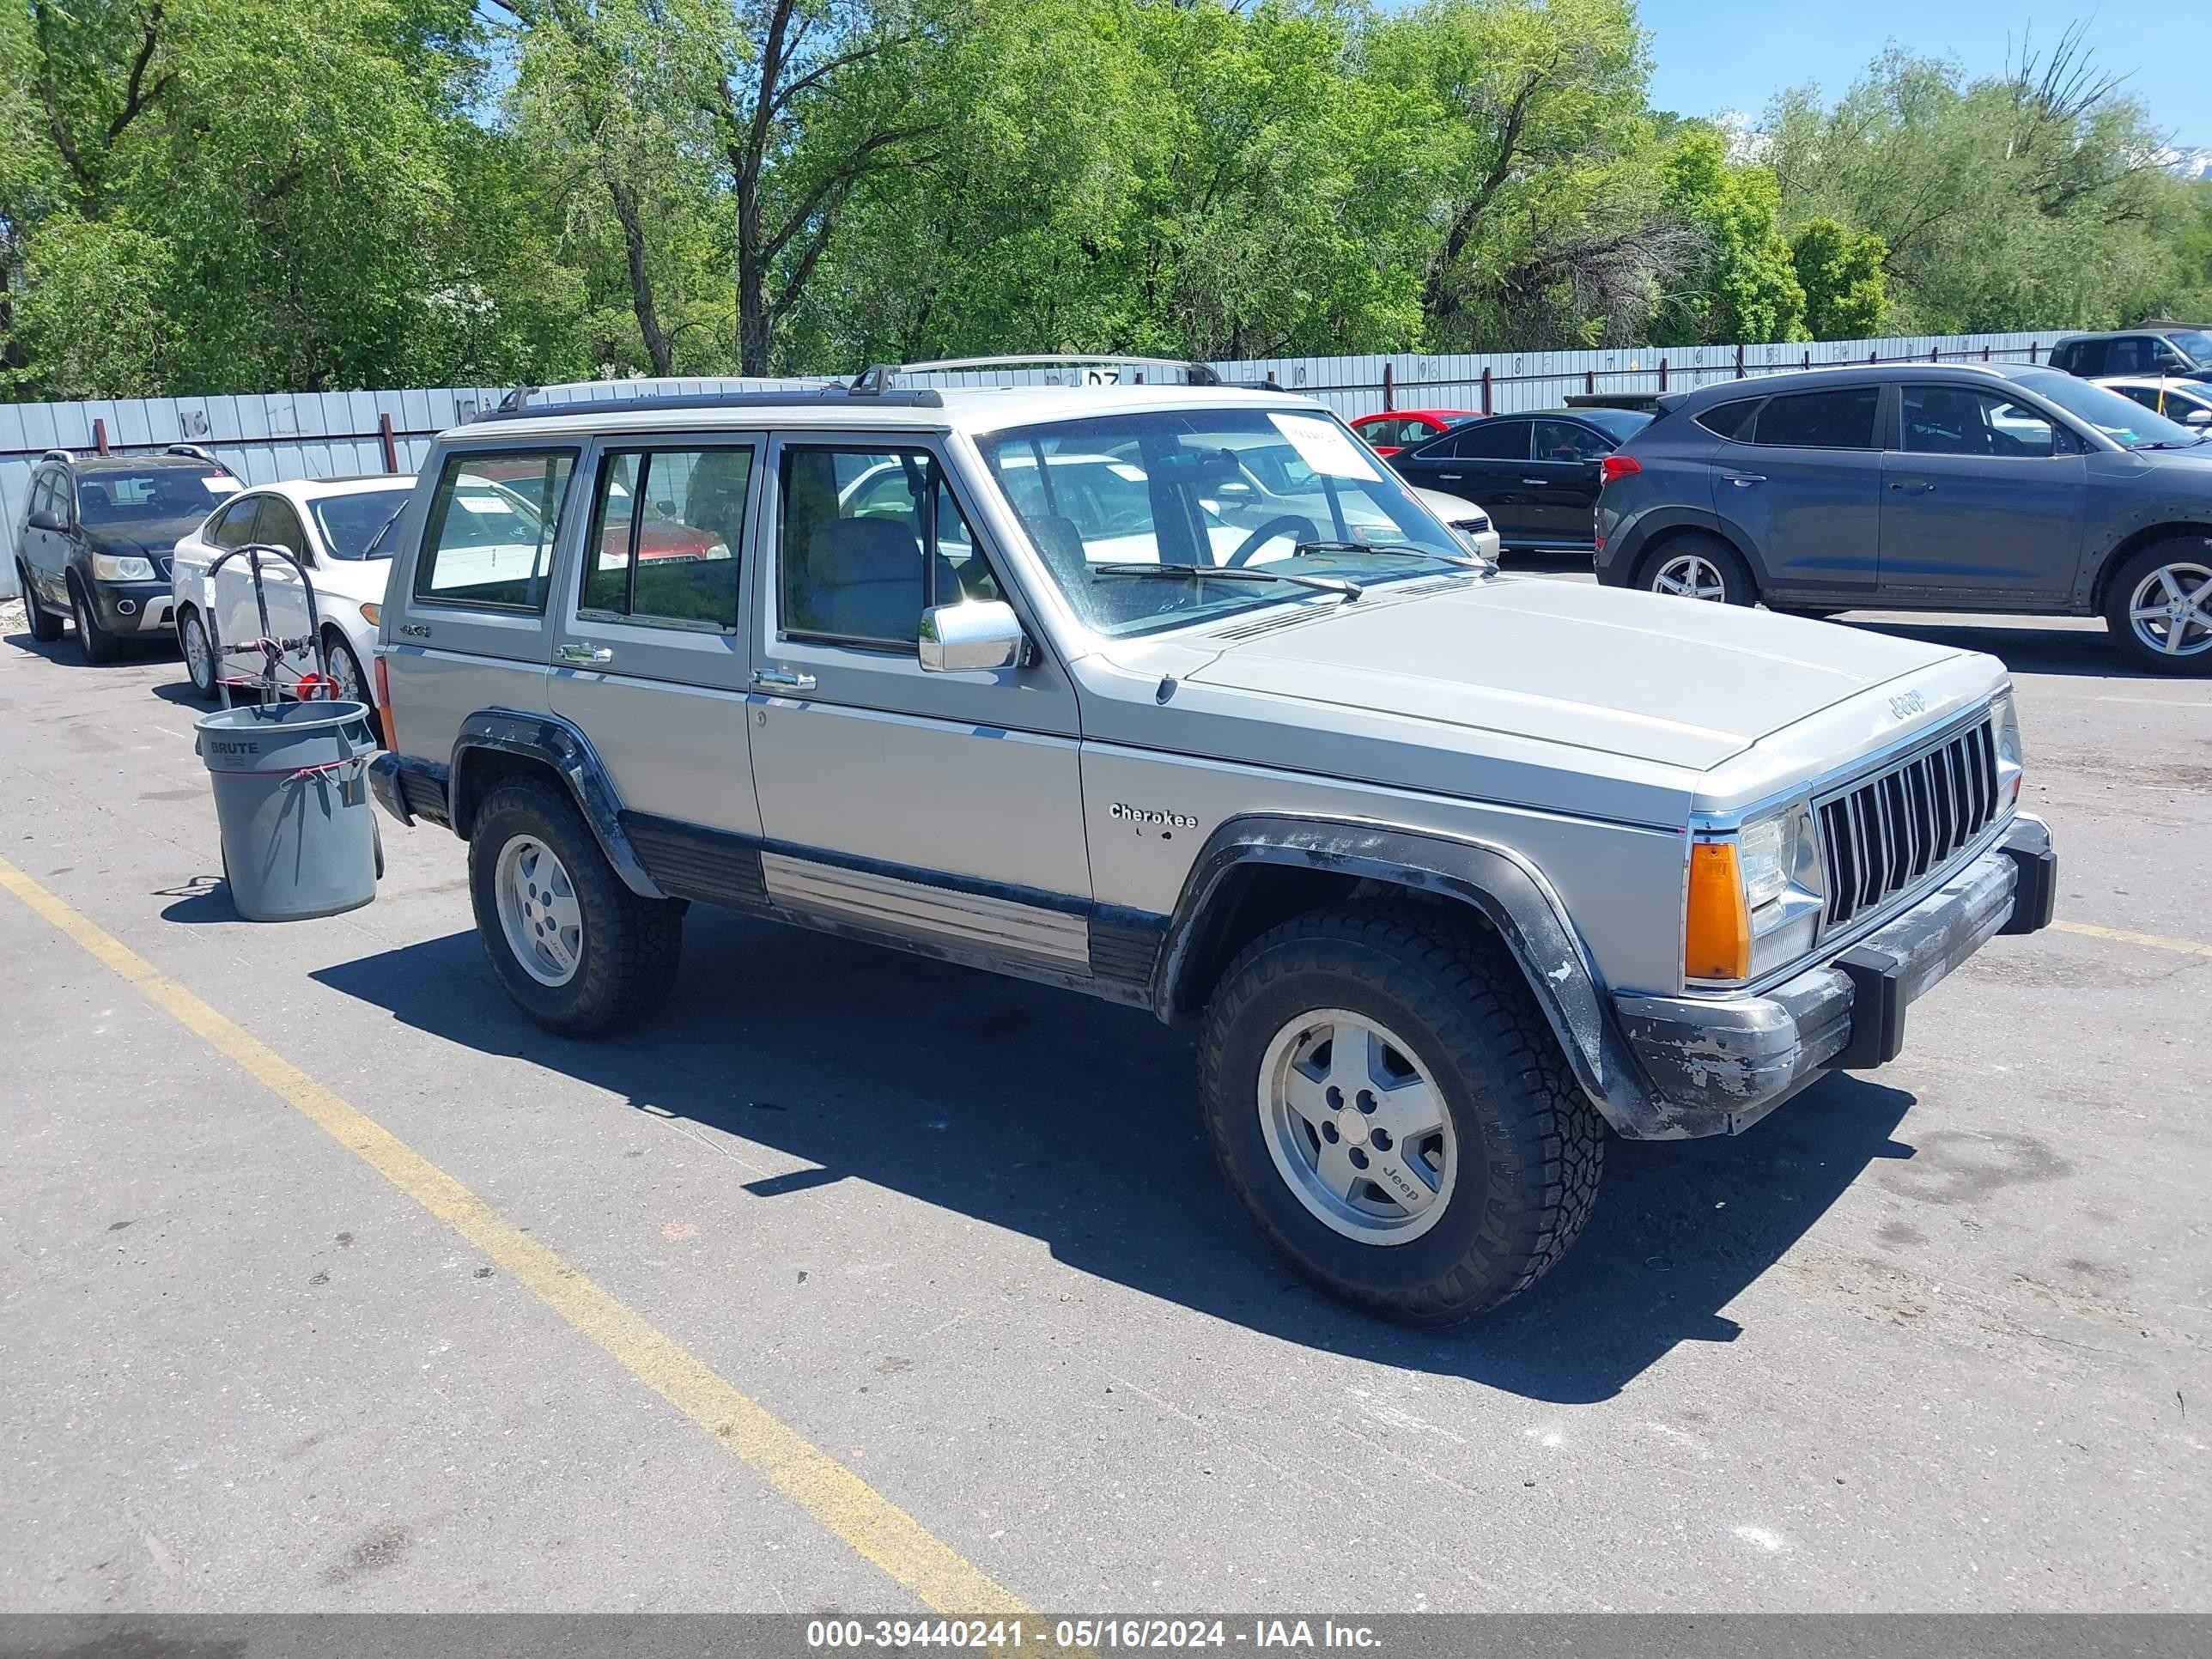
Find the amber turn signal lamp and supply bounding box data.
[1685,840,1751,981]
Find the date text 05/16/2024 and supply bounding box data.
[805,1620,1382,1650]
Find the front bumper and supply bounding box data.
[1612,813,2055,1137]
[89,578,176,634]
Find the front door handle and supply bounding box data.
[1722,472,1765,488]
[1437,472,1463,482]
[752,666,817,692]
[1889,479,1936,495]
[556,643,613,666]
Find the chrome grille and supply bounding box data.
[1817,716,2001,927]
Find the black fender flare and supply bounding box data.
[1156,816,1673,1139]
[448,709,666,900]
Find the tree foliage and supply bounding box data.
[3,0,2208,396]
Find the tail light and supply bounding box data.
[1600,453,1643,487]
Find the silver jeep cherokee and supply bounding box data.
[367,374,2057,1323]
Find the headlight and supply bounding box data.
[358,601,381,626]
[1992,690,2023,805]
[91,552,156,581]
[1686,805,1826,984]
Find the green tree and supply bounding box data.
[1790,217,1887,338]
[1656,125,1805,344]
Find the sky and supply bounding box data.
[1638,0,2204,149]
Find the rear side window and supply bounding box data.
[1695,399,1759,439]
[580,446,756,630]
[1437,420,1528,460]
[209,498,261,549]
[2057,340,2103,376]
[2103,337,2151,375]
[1753,389,1879,449]
[413,450,576,611]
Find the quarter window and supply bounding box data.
[1901,386,2069,459]
[1753,388,1878,449]
[413,450,576,611]
[1695,399,1759,439]
[778,447,995,647]
[580,447,755,629]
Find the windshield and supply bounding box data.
[2013,368,2204,450]
[76,469,240,528]
[980,408,1475,637]
[311,489,416,559]
[2166,329,2212,365]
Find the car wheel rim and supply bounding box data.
[2125,561,2212,659]
[495,835,585,988]
[330,646,362,702]
[1257,1010,1458,1245]
[1651,553,1727,601]
[184,617,210,686]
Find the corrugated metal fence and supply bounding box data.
[0,336,2063,599]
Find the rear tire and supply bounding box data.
[18,563,63,642]
[68,576,119,664]
[2102,538,2212,674]
[1637,534,1754,605]
[468,777,684,1036]
[1198,903,1604,1324]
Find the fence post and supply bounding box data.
[93,418,110,456]
[1480,366,1492,415]
[1983,344,1990,361]
[1931,346,1941,362]
[1382,361,1395,412]
[1658,359,1668,392]
[378,411,399,473]
[1735,343,1746,380]
[1585,368,1595,394]
[1869,349,1879,365]
[2029,341,2039,363]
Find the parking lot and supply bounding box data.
[1,582,2207,1613]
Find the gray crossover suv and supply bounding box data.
[368,377,2055,1322]
[1594,363,2212,672]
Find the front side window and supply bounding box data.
[1901,386,2068,458]
[413,449,576,610]
[29,470,63,520]
[1532,420,1609,462]
[778,447,995,647]
[2166,329,2212,367]
[256,497,307,557]
[981,406,1474,639]
[580,447,755,629]
[1753,388,1879,449]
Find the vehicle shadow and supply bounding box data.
[2,621,178,665]
[1828,616,2149,679]
[313,908,1920,1404]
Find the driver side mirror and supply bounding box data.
[919,599,1025,672]
[27,508,66,534]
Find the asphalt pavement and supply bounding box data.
[0,584,2206,1613]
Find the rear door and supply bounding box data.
[1878,382,2086,601]
[548,434,763,837]
[1525,418,1610,545]
[1712,386,1883,596]
[382,444,582,765]
[1396,420,1536,541]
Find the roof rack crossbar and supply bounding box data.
[870,354,1222,387]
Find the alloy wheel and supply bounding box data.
[1257,1010,1458,1244]
[495,835,585,988]
[183,614,212,690]
[2125,561,2212,659]
[1650,551,1727,601]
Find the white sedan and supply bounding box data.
[1410,486,1504,562]
[170,475,417,726]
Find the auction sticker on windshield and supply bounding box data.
[1268,412,1382,482]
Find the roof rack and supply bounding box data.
[854,355,1223,392]
[165,442,221,465]
[40,447,74,464]
[476,386,945,422]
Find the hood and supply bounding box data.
[86,525,191,559]
[307,557,395,605]
[1177,575,1966,774]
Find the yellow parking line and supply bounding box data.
[2051,919,2212,959]
[0,854,1027,1618]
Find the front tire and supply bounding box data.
[2104,538,2212,674]
[18,564,63,642]
[467,778,684,1036]
[323,630,381,741]
[1199,904,1604,1324]
[1638,535,1753,605]
[69,576,120,664]
[179,608,218,698]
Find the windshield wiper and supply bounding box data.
[1091,562,1362,600]
[361,504,407,557]
[1293,538,1485,568]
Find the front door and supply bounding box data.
[21,466,72,608]
[1395,419,1538,543]
[548,435,763,836]
[745,434,1092,973]
[1878,383,2087,602]
[1711,385,1884,596]
[1525,418,1609,545]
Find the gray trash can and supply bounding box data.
[196,699,381,921]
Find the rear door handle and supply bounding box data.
[1521,477,1550,486]
[752,667,817,692]
[556,643,613,666]
[1722,472,1765,487]
[1437,472,1463,482]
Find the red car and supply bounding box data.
[1350,410,1482,457]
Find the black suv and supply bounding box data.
[2049,327,2212,381]
[14,446,241,662]
[1593,362,2212,672]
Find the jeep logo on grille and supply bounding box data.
[1888,690,1926,721]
